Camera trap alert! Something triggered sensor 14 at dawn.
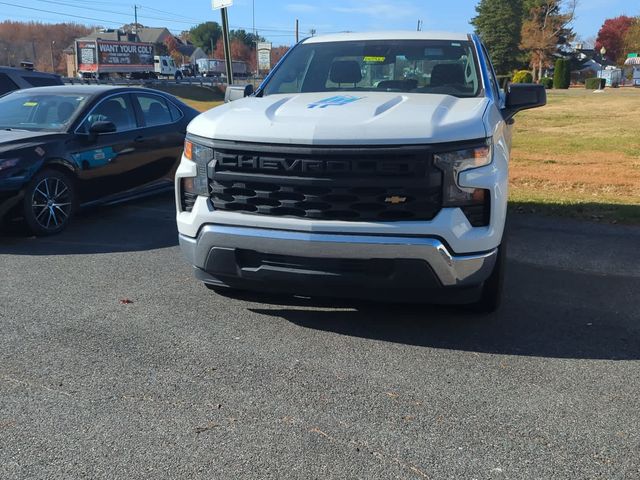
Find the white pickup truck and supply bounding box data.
[175,31,546,312]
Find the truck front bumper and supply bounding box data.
[179,225,497,303]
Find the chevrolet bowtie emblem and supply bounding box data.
[385,196,407,204]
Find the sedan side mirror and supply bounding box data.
[89,121,116,134]
[503,84,546,120]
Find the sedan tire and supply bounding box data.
[23,168,77,236]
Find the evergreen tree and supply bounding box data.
[552,58,570,88]
[471,0,524,74]
[189,22,222,55]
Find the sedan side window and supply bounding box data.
[80,94,137,133]
[135,94,174,126]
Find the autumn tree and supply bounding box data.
[0,21,92,73]
[271,46,289,66]
[622,18,640,58]
[595,16,635,64]
[163,36,182,65]
[520,0,577,81]
[471,0,524,74]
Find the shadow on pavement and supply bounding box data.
[0,192,177,255]
[248,260,639,361]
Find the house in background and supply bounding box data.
[177,44,207,64]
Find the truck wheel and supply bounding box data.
[468,242,505,314]
[22,169,77,236]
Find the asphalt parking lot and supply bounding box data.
[1,193,639,479]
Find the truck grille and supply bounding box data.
[207,142,443,222]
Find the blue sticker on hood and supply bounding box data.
[308,95,363,109]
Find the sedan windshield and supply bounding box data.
[262,39,482,98]
[0,92,90,132]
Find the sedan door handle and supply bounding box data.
[134,135,145,143]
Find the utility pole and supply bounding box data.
[133,4,139,33]
[253,0,258,78]
[416,19,422,31]
[295,19,299,43]
[50,41,56,73]
[220,7,233,84]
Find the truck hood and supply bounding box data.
[188,92,489,145]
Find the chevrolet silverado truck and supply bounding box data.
[175,31,546,312]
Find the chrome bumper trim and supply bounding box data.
[179,225,497,287]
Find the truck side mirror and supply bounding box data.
[225,84,254,103]
[503,83,546,120]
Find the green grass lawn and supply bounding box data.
[510,88,640,223]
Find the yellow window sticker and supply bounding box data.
[23,101,38,107]
[363,56,385,63]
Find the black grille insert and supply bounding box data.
[208,143,443,222]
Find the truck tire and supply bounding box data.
[468,242,506,314]
[22,168,77,236]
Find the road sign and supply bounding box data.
[212,0,232,9]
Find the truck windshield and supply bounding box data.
[262,40,482,98]
[0,92,90,132]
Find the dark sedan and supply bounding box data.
[0,85,198,235]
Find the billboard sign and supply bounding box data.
[257,42,272,71]
[77,40,154,73]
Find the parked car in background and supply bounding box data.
[0,85,198,235]
[0,66,63,96]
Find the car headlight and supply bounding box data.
[434,142,492,206]
[182,139,211,195]
[0,158,20,172]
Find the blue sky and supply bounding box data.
[2,0,639,45]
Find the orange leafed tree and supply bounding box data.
[163,36,182,65]
[0,21,92,73]
[520,0,577,81]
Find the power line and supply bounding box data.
[0,1,131,25]
[29,0,298,33]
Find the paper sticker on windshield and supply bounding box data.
[363,56,385,63]
[23,101,38,107]
[308,95,363,109]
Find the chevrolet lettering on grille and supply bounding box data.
[215,152,421,175]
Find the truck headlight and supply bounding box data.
[434,143,492,206]
[182,139,211,196]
